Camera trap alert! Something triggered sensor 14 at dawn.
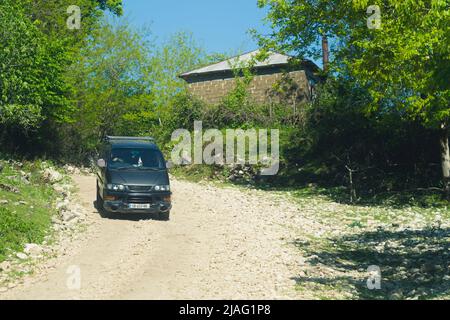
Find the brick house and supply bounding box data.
[179,50,320,105]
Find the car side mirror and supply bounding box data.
[97,159,106,168]
[166,160,174,169]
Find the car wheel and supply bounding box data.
[159,211,170,221]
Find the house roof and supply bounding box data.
[179,49,318,79]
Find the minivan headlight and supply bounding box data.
[153,185,170,191]
[107,183,125,191]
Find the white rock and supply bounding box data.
[42,168,63,184]
[80,167,91,174]
[51,216,62,225]
[70,210,82,218]
[56,199,70,211]
[65,165,76,174]
[16,252,28,260]
[24,243,43,256]
[61,211,78,223]
[71,167,80,174]
[53,184,66,194]
[0,261,11,271]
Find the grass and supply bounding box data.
[287,187,450,299]
[171,165,450,299]
[0,160,57,262]
[170,165,225,183]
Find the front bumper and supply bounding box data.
[102,191,172,214]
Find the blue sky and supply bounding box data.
[122,0,271,55]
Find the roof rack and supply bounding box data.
[106,136,155,142]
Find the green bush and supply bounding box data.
[0,208,39,260]
[0,160,55,262]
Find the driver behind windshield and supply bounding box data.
[110,148,164,169]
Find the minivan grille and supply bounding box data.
[127,185,152,192]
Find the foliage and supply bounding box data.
[217,64,256,128]
[0,0,123,154]
[149,31,209,110]
[1,1,447,204]
[0,160,57,262]
[53,19,212,163]
[278,79,442,198]
[255,0,351,62]
[256,0,450,197]
[0,0,68,131]
[60,18,154,161]
[257,0,449,126]
[348,0,449,128]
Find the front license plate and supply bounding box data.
[128,203,151,209]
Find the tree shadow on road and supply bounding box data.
[293,227,450,299]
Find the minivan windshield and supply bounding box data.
[108,148,165,170]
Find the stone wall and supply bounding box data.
[185,69,312,105]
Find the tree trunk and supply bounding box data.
[345,165,357,203]
[440,123,450,199]
[322,35,329,72]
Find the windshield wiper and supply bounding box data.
[138,167,162,171]
[114,166,133,171]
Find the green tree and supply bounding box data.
[0,0,67,131]
[257,0,450,197]
[60,19,212,161]
[149,31,210,125]
[63,18,154,159]
[0,0,123,153]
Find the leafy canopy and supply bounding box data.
[0,0,123,131]
[257,0,450,126]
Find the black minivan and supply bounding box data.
[96,136,172,220]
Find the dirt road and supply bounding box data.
[1,174,307,300]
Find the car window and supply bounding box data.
[109,148,165,169]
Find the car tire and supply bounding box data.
[159,211,170,221]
